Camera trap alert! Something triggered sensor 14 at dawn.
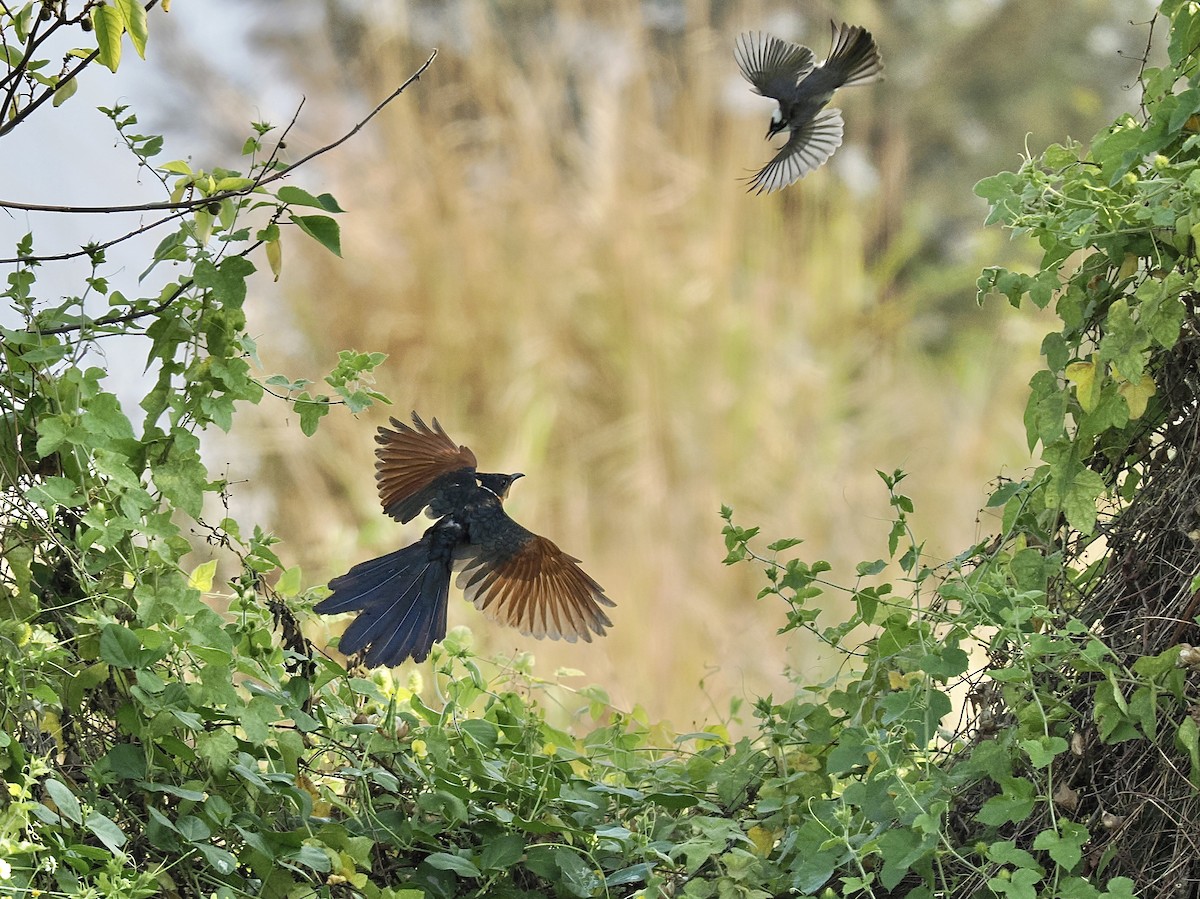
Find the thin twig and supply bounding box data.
[11,49,437,338]
[0,50,437,268]
[0,48,437,211]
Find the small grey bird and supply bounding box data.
[735,21,882,193]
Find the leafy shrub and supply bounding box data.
[3,2,1200,898]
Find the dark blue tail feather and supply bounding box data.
[315,534,453,665]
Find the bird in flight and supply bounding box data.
[735,21,882,193]
[313,413,614,666]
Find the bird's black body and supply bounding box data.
[314,414,613,666]
[735,21,882,193]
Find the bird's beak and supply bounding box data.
[501,472,525,500]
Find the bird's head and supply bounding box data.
[766,104,787,139]
[477,472,524,501]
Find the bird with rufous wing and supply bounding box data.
[314,413,614,666]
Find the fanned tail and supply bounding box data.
[315,530,456,666]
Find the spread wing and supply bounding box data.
[823,21,883,88]
[734,31,815,101]
[746,107,843,193]
[375,412,478,523]
[456,520,614,642]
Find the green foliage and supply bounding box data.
[3,2,1199,898]
[973,0,1200,536]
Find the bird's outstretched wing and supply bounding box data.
[457,522,614,642]
[746,107,843,193]
[734,32,815,101]
[375,412,479,523]
[823,21,883,87]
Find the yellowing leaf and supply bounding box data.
[92,3,124,72]
[116,0,148,59]
[1118,373,1156,419]
[214,176,255,193]
[188,559,218,592]
[1065,360,1099,412]
[53,76,78,107]
[193,208,213,244]
[887,670,908,690]
[747,825,776,857]
[786,750,820,772]
[266,239,283,282]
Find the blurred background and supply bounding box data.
[9,0,1157,728]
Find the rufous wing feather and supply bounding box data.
[375,412,478,522]
[456,534,614,641]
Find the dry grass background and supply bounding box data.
[212,0,1144,729]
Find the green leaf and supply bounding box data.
[102,744,146,780]
[605,863,654,887]
[459,718,498,750]
[976,778,1036,825]
[479,834,525,872]
[1020,735,1068,768]
[100,624,145,668]
[92,3,124,72]
[196,730,238,776]
[296,393,330,436]
[1140,282,1185,348]
[1042,441,1105,535]
[1101,877,1138,899]
[116,0,148,58]
[290,214,342,256]
[552,847,602,898]
[1167,87,1200,133]
[286,844,333,872]
[214,176,256,193]
[35,415,71,457]
[44,779,83,825]
[277,185,344,212]
[1091,119,1148,184]
[974,172,1022,226]
[1032,820,1089,871]
[1024,370,1067,451]
[85,811,128,854]
[151,436,207,519]
[1043,141,1080,169]
[877,827,931,890]
[988,867,1042,899]
[1097,298,1148,382]
[987,841,1043,874]
[1176,715,1200,787]
[275,565,302,597]
[195,842,238,875]
[1093,677,1140,743]
[426,852,481,877]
